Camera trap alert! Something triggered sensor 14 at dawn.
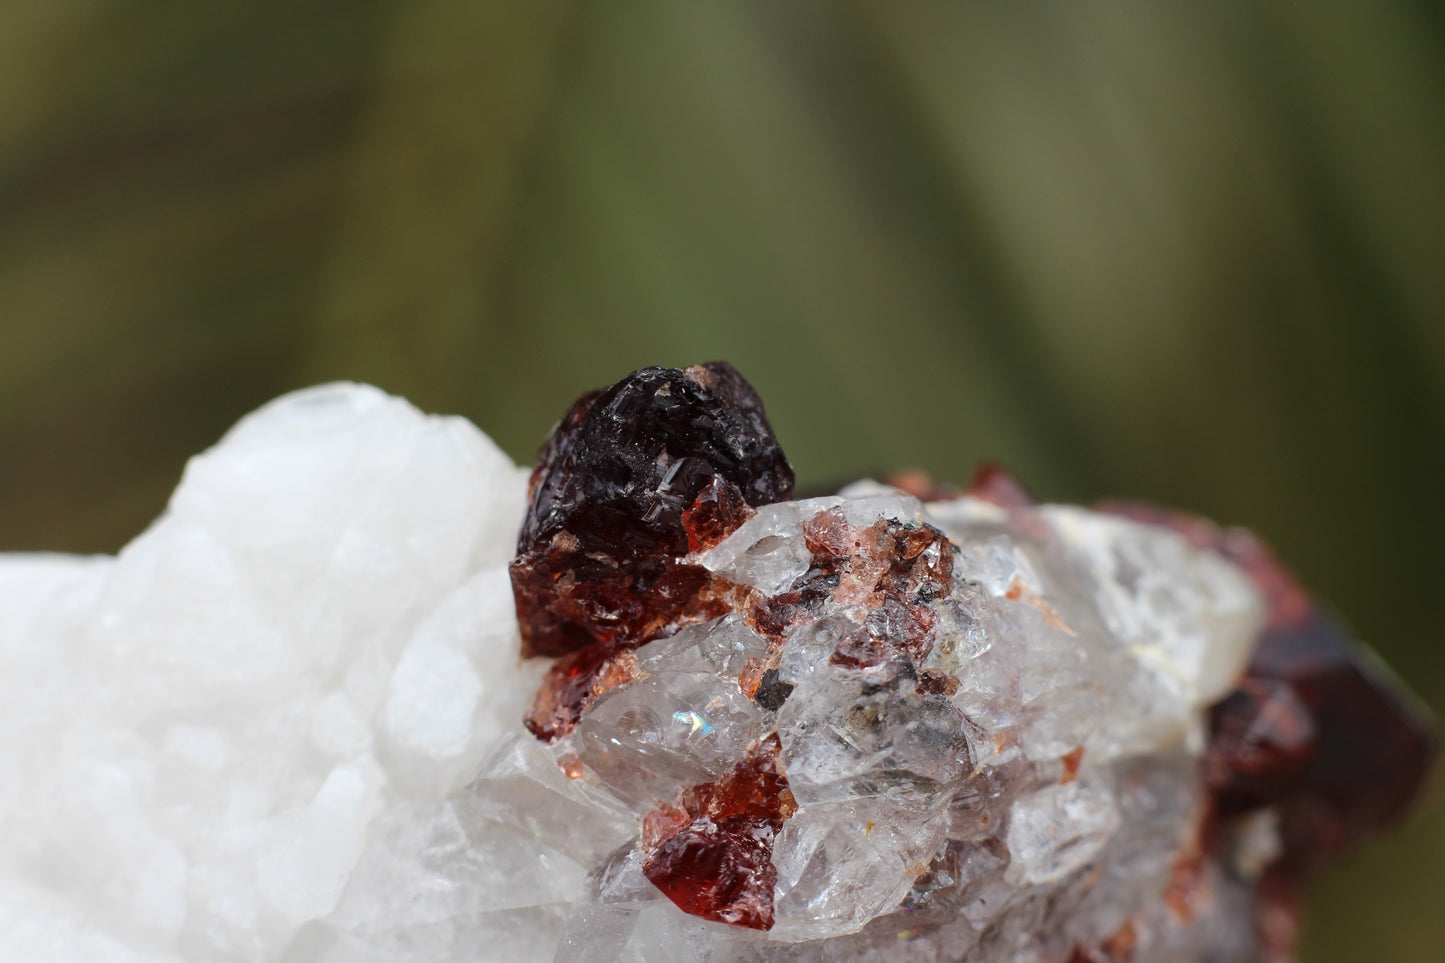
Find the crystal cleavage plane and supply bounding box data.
[485,362,1435,962]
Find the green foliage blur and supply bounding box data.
[1,3,1441,958]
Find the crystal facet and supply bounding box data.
[492,369,1436,962]
[0,371,1432,963]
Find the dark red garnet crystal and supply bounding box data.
[511,363,794,740]
[640,734,796,930]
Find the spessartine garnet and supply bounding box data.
[511,362,794,661]
[503,363,1436,956]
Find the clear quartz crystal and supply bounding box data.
[469,486,1271,961]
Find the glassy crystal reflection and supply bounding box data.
[487,364,1434,962]
[482,471,1417,960]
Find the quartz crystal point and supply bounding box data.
[495,365,1437,962]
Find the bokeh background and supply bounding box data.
[2,3,1441,959]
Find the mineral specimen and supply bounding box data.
[510,362,794,742]
[0,369,1433,963]
[511,362,794,659]
[494,365,1436,962]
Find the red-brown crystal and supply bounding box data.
[682,476,756,554]
[966,462,1037,510]
[880,464,1037,509]
[917,668,961,697]
[1065,921,1138,963]
[879,469,961,503]
[511,363,794,660]
[523,643,642,743]
[1250,610,1436,872]
[1060,745,1085,785]
[733,508,956,679]
[641,734,795,930]
[1203,679,1317,817]
[512,363,794,741]
[1100,500,1437,874]
[801,509,954,667]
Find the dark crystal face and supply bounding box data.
[1234,610,1438,872]
[510,363,794,661]
[512,363,794,742]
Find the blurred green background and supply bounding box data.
[1,2,1441,959]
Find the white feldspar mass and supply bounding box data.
[0,384,1277,962]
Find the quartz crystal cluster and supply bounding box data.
[499,364,1435,962]
[0,366,1434,963]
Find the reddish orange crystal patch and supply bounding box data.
[524,643,632,743]
[641,735,795,930]
[1060,745,1085,785]
[682,476,756,554]
[966,462,1037,510]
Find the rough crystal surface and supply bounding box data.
[509,476,1271,957]
[492,370,1435,963]
[510,362,794,662]
[0,369,1434,963]
[0,384,542,962]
